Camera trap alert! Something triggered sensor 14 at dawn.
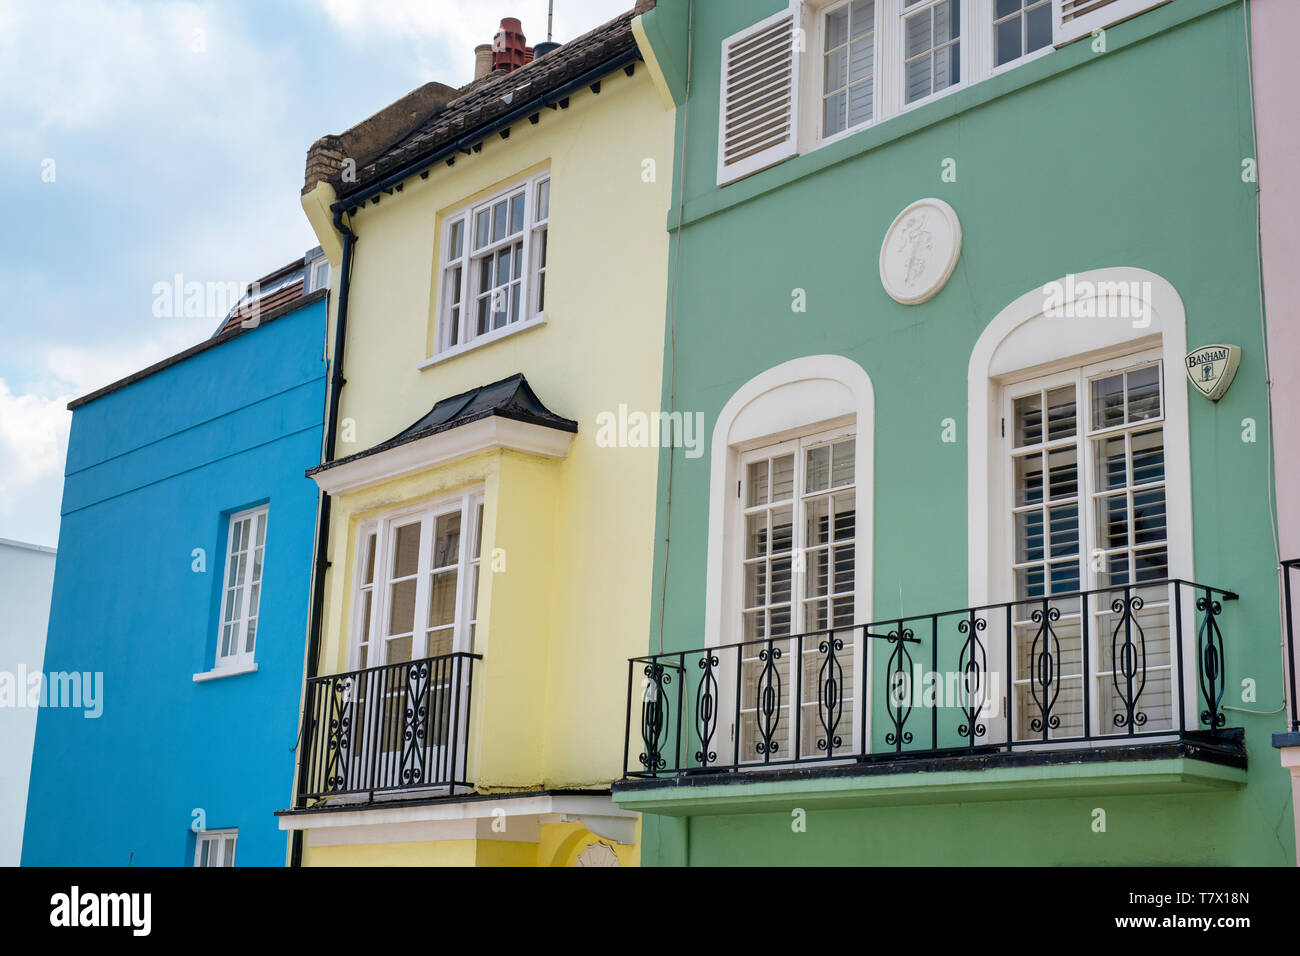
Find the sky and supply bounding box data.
[0,0,633,548]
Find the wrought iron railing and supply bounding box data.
[623,579,1237,779]
[1284,560,1299,733]
[297,652,480,804]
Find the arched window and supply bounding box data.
[968,268,1195,739]
[702,355,875,759]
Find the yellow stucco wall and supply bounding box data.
[302,821,639,867]
[295,47,674,865]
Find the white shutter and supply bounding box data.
[717,7,801,186]
[1053,0,1173,46]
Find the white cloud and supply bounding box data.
[313,0,635,86]
[0,379,70,549]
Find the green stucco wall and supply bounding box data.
[635,0,1292,865]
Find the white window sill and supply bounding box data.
[193,662,258,683]
[419,314,547,370]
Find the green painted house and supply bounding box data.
[615,0,1293,865]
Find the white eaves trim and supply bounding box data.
[280,793,639,846]
[311,416,575,496]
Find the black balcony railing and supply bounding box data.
[297,652,480,804]
[623,579,1237,779]
[1284,560,1299,733]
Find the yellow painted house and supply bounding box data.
[278,4,675,866]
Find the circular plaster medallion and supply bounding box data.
[879,198,962,305]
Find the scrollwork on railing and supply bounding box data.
[1197,590,1227,729]
[639,662,671,771]
[885,625,914,750]
[695,653,719,767]
[755,644,783,756]
[1110,592,1148,731]
[399,660,431,786]
[323,675,351,792]
[957,612,987,745]
[816,637,845,753]
[1028,603,1063,736]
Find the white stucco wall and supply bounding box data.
[0,538,56,866]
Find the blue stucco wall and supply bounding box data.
[22,299,326,866]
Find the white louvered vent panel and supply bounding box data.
[1054,0,1172,45]
[717,9,800,186]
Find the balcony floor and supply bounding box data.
[612,730,1247,816]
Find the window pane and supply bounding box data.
[1045,386,1077,441]
[1015,510,1044,563]
[1096,494,1129,550]
[745,562,767,608]
[848,37,873,84]
[825,45,848,93]
[806,445,831,492]
[474,209,490,249]
[393,522,421,577]
[850,0,875,37]
[995,0,1019,17]
[747,461,769,506]
[428,570,458,629]
[831,439,855,486]
[492,200,508,242]
[848,79,873,128]
[1127,366,1161,421]
[995,16,1021,66]
[824,91,847,136]
[1049,504,1079,557]
[772,455,795,501]
[806,498,830,547]
[1095,435,1127,492]
[1014,393,1043,446]
[433,512,461,568]
[448,220,463,261]
[746,514,769,559]
[905,9,931,58]
[388,579,417,636]
[1015,453,1044,506]
[1131,429,1165,485]
[833,491,855,540]
[1091,374,1125,429]
[1047,447,1077,500]
[536,179,550,220]
[771,506,794,554]
[934,42,958,92]
[935,0,957,43]
[1026,2,1053,53]
[510,194,525,234]
[826,6,849,49]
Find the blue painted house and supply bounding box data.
[22,251,329,866]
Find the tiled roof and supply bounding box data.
[337,7,644,198]
[308,373,577,477]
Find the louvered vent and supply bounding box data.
[1054,0,1171,45]
[717,9,800,186]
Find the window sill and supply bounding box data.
[193,662,258,683]
[419,314,547,370]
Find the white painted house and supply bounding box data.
[0,538,56,866]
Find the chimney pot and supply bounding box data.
[474,43,494,81]
[492,17,531,73]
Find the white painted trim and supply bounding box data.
[1053,0,1171,46]
[419,314,547,370]
[704,354,875,649]
[280,793,638,847]
[311,416,575,496]
[717,4,802,186]
[967,267,1192,608]
[193,662,258,682]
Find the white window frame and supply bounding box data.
[733,426,863,761]
[435,171,549,359]
[214,505,267,672]
[988,0,1055,76]
[350,490,484,670]
[786,0,1064,154]
[308,256,331,293]
[194,828,237,867]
